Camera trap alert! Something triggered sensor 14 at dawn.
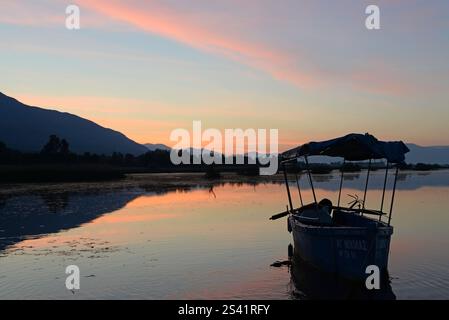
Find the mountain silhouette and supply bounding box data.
[144,143,171,151]
[405,143,449,165]
[0,92,147,155]
[144,143,449,165]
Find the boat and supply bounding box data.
[271,133,409,281]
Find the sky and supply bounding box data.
[1,0,448,150]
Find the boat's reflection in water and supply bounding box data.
[288,248,396,300]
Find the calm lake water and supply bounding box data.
[1,170,449,299]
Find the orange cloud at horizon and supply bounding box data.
[6,91,442,150]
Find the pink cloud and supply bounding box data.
[75,0,418,96]
[2,0,421,96]
[76,0,318,89]
[0,2,59,26]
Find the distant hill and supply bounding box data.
[144,143,449,165]
[144,143,171,151]
[0,92,148,155]
[405,143,449,165]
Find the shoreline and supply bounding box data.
[1,169,448,197]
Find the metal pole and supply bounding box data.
[283,163,293,211]
[379,161,389,221]
[337,159,345,207]
[304,156,317,203]
[388,166,399,226]
[295,173,304,206]
[362,159,372,210]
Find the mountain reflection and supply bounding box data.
[301,170,449,191]
[0,189,143,252]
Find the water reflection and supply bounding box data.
[287,252,396,300]
[0,171,448,299]
[0,184,228,253]
[2,171,449,254]
[307,170,449,191]
[0,190,142,251]
[41,192,70,213]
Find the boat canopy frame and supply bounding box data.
[280,133,410,226]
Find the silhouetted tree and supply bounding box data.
[139,150,172,167]
[41,135,71,157]
[0,141,6,153]
[60,139,70,155]
[111,152,124,165]
[41,135,61,155]
[204,164,221,179]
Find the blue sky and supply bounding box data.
[1,0,448,148]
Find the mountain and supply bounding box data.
[0,92,148,155]
[405,143,449,165]
[143,143,449,165]
[144,143,171,151]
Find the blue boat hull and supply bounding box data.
[289,213,393,281]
